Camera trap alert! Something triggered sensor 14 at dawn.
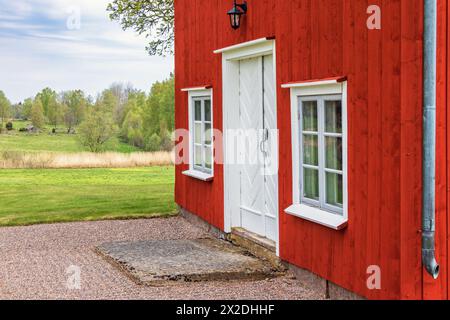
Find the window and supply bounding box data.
[300,96,343,215]
[283,79,347,230]
[182,88,214,181]
[192,96,213,173]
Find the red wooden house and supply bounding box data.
[174,0,450,299]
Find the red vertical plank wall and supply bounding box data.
[174,0,450,299]
[445,2,450,299]
[447,0,450,299]
[399,0,423,299]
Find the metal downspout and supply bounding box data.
[422,0,440,280]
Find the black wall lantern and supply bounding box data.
[227,0,248,30]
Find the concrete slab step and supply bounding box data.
[96,238,283,286]
[230,228,286,272]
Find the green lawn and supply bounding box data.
[0,167,177,227]
[0,120,140,153]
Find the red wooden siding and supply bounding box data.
[447,0,450,299]
[174,0,449,299]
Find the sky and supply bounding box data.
[0,0,174,103]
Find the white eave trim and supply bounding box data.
[181,86,212,92]
[281,77,347,89]
[182,170,214,182]
[213,37,274,54]
[285,204,348,231]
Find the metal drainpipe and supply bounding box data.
[422,0,439,280]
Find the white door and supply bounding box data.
[239,55,278,241]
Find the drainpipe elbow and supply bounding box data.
[422,231,440,279]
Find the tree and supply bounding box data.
[0,91,11,133]
[122,90,146,118]
[22,98,33,120]
[36,87,57,118]
[31,99,45,129]
[61,90,87,132]
[108,82,136,125]
[121,108,144,148]
[107,0,174,56]
[47,99,63,130]
[96,89,119,115]
[142,74,174,143]
[11,103,23,119]
[78,109,118,152]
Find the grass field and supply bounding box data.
[0,167,177,227]
[0,133,139,153]
[0,120,139,153]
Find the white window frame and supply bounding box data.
[283,80,348,230]
[182,88,214,182]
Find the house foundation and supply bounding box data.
[179,208,362,300]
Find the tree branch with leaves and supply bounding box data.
[107,0,174,56]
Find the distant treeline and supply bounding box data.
[0,74,174,151]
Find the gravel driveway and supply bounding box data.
[0,217,322,300]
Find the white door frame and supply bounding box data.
[214,38,279,255]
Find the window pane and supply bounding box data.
[325,100,342,133]
[303,135,318,166]
[326,172,343,208]
[204,146,212,170]
[195,123,202,144]
[194,145,203,167]
[204,99,211,122]
[195,100,202,121]
[303,168,319,201]
[325,137,342,170]
[302,101,318,132]
[204,123,212,145]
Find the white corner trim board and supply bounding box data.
[182,170,214,182]
[285,204,348,231]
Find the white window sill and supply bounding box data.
[285,204,348,231]
[182,170,214,182]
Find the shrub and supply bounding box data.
[121,109,145,148]
[160,131,173,152]
[146,133,161,152]
[128,128,144,148]
[5,122,13,131]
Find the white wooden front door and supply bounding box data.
[238,55,278,241]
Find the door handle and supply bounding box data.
[264,128,269,142]
[260,129,269,156]
[260,140,266,154]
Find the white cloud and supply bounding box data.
[0,0,174,103]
